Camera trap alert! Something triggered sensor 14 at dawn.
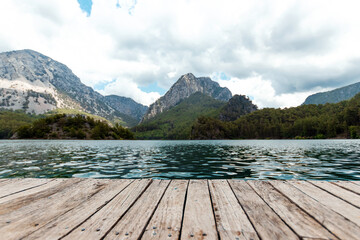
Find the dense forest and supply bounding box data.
[191,93,360,139]
[15,114,134,140]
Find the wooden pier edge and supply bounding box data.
[1,179,360,240]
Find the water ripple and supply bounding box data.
[0,139,360,180]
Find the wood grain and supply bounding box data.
[64,179,151,240]
[229,180,298,240]
[142,180,188,239]
[0,179,65,205]
[104,180,170,240]
[209,180,259,240]
[289,181,360,226]
[181,180,219,240]
[26,179,133,240]
[311,181,360,208]
[0,179,108,240]
[271,180,360,239]
[0,178,51,198]
[248,180,336,239]
[332,181,360,195]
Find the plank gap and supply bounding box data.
[246,181,302,239]
[270,181,341,239]
[227,180,261,239]
[99,179,154,239]
[178,180,190,240]
[57,179,135,239]
[310,181,360,209]
[137,180,172,239]
[0,179,54,199]
[207,180,221,240]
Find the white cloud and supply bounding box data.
[216,74,331,108]
[1,0,360,107]
[99,78,161,106]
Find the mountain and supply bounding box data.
[0,49,140,127]
[141,73,232,122]
[133,92,226,139]
[219,95,258,121]
[104,95,148,122]
[303,82,360,105]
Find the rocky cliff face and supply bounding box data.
[0,49,142,126]
[303,82,360,105]
[104,95,148,122]
[141,73,232,121]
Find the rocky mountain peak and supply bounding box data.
[141,73,232,122]
[0,49,143,126]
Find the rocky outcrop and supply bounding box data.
[141,73,232,122]
[303,82,360,105]
[219,95,258,121]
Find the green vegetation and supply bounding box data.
[51,108,138,128]
[16,114,134,140]
[191,93,360,139]
[219,95,257,121]
[0,109,41,139]
[133,92,226,139]
[50,108,112,124]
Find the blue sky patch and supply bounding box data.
[93,79,116,91]
[77,0,92,16]
[140,82,166,95]
[219,72,231,80]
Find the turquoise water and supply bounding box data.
[0,139,359,180]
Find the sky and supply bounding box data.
[1,0,360,107]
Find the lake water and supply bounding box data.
[0,139,359,180]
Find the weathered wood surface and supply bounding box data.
[0,179,359,240]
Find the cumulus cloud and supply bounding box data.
[1,0,360,107]
[215,74,331,108]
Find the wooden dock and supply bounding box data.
[1,179,360,239]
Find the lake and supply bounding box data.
[0,139,359,180]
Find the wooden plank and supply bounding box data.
[0,179,66,205]
[248,181,336,239]
[0,178,82,215]
[104,180,170,240]
[0,178,51,198]
[26,179,133,240]
[229,180,298,240]
[351,181,360,186]
[142,180,188,239]
[63,179,152,240]
[332,181,360,195]
[271,180,360,239]
[311,181,360,208]
[290,181,360,226]
[209,180,259,240]
[0,179,110,240]
[180,180,218,240]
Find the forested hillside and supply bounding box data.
[191,93,360,139]
[15,114,134,140]
[0,110,41,139]
[133,92,226,139]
